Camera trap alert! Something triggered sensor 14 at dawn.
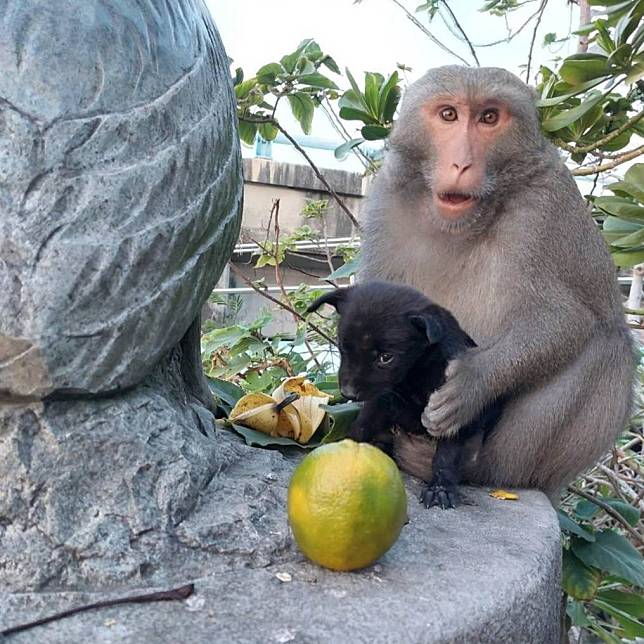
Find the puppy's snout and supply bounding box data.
[340,384,359,400]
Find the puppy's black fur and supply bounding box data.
[307,280,504,509]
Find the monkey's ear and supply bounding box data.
[306,288,347,314]
[409,314,444,345]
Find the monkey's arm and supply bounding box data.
[424,295,599,437]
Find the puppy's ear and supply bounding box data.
[306,288,348,314]
[408,314,444,345]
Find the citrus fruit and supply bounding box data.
[287,440,408,571]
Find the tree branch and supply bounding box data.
[568,485,644,547]
[577,0,591,53]
[389,0,472,65]
[525,0,549,83]
[572,144,644,176]
[228,263,337,346]
[439,1,480,66]
[554,110,644,155]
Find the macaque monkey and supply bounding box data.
[360,66,635,501]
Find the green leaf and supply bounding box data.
[542,92,604,132]
[623,163,644,196]
[345,68,369,110]
[611,248,644,267]
[537,77,607,107]
[378,71,401,122]
[206,378,245,415]
[319,401,362,443]
[258,122,279,142]
[338,106,379,124]
[280,39,314,74]
[602,215,642,243]
[595,196,644,222]
[625,58,644,84]
[334,137,364,160]
[202,326,250,353]
[238,120,258,146]
[612,226,644,249]
[256,63,283,85]
[558,511,596,541]
[364,72,384,117]
[287,92,315,134]
[595,589,644,619]
[562,549,602,600]
[567,599,591,627]
[235,78,259,99]
[361,124,391,140]
[321,55,341,75]
[574,498,600,521]
[227,422,319,449]
[297,72,338,90]
[593,598,644,639]
[572,530,644,588]
[325,255,361,279]
[584,496,640,525]
[559,54,610,84]
[607,43,633,67]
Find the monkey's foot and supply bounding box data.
[420,483,459,509]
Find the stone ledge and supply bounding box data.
[0,428,561,644]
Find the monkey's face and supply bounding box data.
[420,97,511,223]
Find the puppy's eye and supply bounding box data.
[377,353,394,365]
[439,107,457,122]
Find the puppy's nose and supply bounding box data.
[340,384,358,400]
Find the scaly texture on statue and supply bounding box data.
[0,0,242,398]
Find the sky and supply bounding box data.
[205,1,585,171]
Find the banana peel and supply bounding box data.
[228,377,331,444]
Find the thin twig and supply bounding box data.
[554,110,644,155]
[525,0,548,83]
[389,0,471,65]
[568,485,644,547]
[228,263,336,345]
[572,144,644,176]
[1,584,194,637]
[439,1,480,66]
[271,200,323,369]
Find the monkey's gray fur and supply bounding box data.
[360,66,636,501]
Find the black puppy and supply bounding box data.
[307,280,503,509]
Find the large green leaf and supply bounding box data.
[602,215,642,243]
[287,92,315,134]
[237,120,258,146]
[611,247,644,267]
[202,326,250,353]
[297,72,338,90]
[364,72,384,117]
[280,39,314,74]
[623,163,644,196]
[334,137,364,160]
[537,77,607,107]
[345,68,369,110]
[542,92,604,132]
[206,378,245,415]
[572,530,644,588]
[611,226,644,249]
[593,598,644,639]
[226,422,319,449]
[378,71,401,122]
[338,106,379,124]
[559,54,610,84]
[325,255,361,279]
[361,124,391,140]
[558,511,596,541]
[562,549,602,600]
[256,63,283,85]
[595,196,644,221]
[595,589,644,619]
[319,401,362,444]
[567,599,591,627]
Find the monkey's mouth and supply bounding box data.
[436,191,478,216]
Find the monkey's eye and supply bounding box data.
[377,353,394,365]
[439,107,457,122]
[480,108,499,125]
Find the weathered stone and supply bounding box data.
[0,0,242,398]
[0,453,561,643]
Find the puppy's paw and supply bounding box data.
[420,482,459,509]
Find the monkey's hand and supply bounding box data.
[421,356,487,438]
